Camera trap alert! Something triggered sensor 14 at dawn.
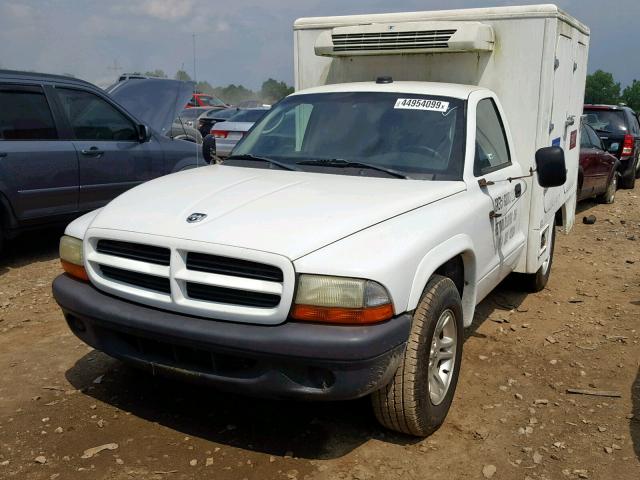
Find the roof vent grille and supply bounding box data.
[315,21,494,57]
[332,29,456,52]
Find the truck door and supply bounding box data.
[472,97,527,282]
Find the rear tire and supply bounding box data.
[371,275,463,436]
[519,224,555,292]
[597,173,617,204]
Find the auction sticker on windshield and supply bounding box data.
[394,98,449,112]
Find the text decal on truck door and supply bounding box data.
[394,98,450,112]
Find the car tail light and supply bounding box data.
[622,134,634,156]
[212,130,228,139]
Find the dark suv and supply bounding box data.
[583,104,640,189]
[0,70,207,253]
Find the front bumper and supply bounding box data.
[53,275,411,400]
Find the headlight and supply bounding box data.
[59,235,89,281]
[291,274,394,325]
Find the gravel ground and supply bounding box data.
[0,189,638,480]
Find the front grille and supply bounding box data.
[332,29,456,52]
[186,282,280,308]
[186,252,283,282]
[100,265,171,294]
[88,236,291,322]
[97,240,170,266]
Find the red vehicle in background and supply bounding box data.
[583,104,640,189]
[186,93,228,109]
[578,122,619,204]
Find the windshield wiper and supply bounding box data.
[594,128,613,134]
[226,154,298,171]
[296,158,410,179]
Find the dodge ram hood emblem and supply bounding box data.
[186,212,207,223]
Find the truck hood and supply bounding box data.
[90,165,465,259]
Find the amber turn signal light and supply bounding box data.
[291,303,394,325]
[61,259,89,282]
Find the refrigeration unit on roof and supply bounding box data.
[314,21,495,57]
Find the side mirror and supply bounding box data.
[535,146,566,188]
[202,134,217,163]
[138,124,152,143]
[607,142,620,154]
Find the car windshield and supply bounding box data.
[228,109,270,123]
[198,95,226,107]
[583,109,628,135]
[232,92,465,180]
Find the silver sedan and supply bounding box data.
[212,107,270,157]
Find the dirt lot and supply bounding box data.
[0,190,638,480]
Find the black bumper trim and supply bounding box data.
[53,275,411,400]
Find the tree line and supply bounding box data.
[585,70,640,110]
[142,68,640,111]
[141,69,293,105]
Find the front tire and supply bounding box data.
[371,275,463,436]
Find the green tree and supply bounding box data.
[144,69,167,78]
[213,84,257,105]
[196,81,215,95]
[174,70,192,81]
[622,80,640,111]
[260,78,294,103]
[584,70,621,105]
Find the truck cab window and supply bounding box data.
[474,98,511,175]
[55,88,138,141]
[234,92,466,180]
[0,88,58,140]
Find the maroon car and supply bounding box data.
[578,123,618,204]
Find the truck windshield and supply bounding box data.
[232,92,466,180]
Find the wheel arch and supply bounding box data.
[407,235,477,327]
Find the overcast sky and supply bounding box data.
[0,0,638,89]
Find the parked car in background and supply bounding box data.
[176,107,212,128]
[169,107,215,143]
[0,70,206,253]
[583,104,640,189]
[578,123,618,204]
[212,107,270,157]
[186,93,227,109]
[197,108,239,138]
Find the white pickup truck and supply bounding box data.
[53,5,589,436]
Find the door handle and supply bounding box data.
[515,183,522,198]
[81,147,105,157]
[0,152,7,158]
